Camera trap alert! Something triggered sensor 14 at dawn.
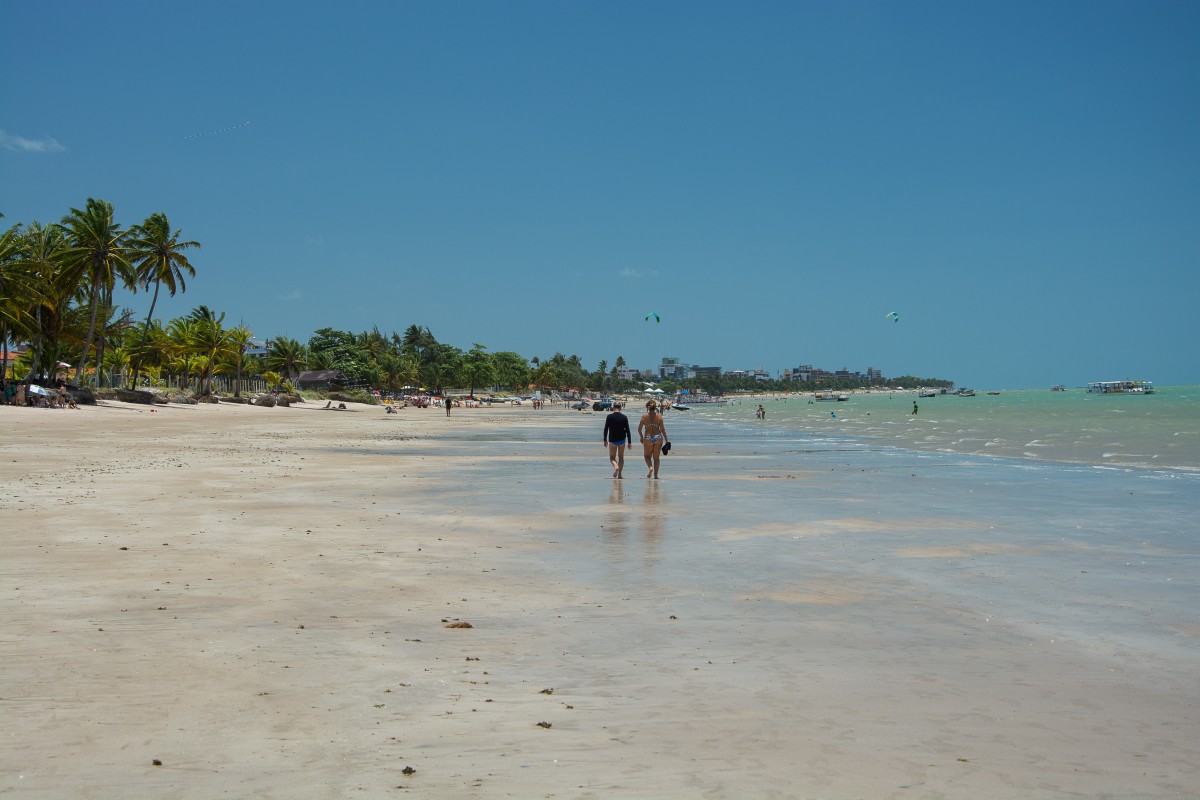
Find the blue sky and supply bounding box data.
[3,1,1197,388]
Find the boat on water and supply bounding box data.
[918,389,938,398]
[1051,385,1067,392]
[956,388,976,397]
[673,392,726,406]
[814,393,849,402]
[986,391,1001,396]
[670,403,691,411]
[1086,380,1154,394]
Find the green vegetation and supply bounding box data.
[3,199,953,395]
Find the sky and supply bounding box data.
[2,0,1197,389]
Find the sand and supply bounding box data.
[2,399,1196,799]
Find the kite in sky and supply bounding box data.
[885,311,900,323]
[645,312,660,323]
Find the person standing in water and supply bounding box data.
[639,399,669,479]
[912,401,918,415]
[603,401,633,479]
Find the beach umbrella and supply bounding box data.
[28,385,50,396]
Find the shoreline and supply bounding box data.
[3,401,1197,798]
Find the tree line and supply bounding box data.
[0,199,632,395]
[2,199,952,397]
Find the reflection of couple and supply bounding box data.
[605,479,663,564]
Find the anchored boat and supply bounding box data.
[1086,380,1154,394]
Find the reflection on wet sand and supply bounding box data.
[641,480,663,566]
[601,479,664,568]
[604,479,628,539]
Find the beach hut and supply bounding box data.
[297,370,346,391]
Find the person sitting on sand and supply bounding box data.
[638,399,669,480]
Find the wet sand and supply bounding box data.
[2,400,1196,798]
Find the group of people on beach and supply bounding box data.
[603,399,669,480]
[1,379,78,409]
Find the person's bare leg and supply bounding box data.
[609,443,620,478]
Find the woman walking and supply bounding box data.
[638,399,669,479]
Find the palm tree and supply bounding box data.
[398,355,422,390]
[266,336,306,381]
[126,213,199,388]
[12,223,72,381]
[133,320,171,386]
[0,223,33,380]
[59,199,133,386]
[359,326,389,365]
[259,370,283,391]
[533,362,561,392]
[401,324,437,364]
[187,305,234,394]
[91,305,138,386]
[226,325,253,397]
[166,317,199,389]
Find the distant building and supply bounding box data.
[725,367,772,381]
[659,357,689,381]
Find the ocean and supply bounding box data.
[683,385,1200,474]
[429,394,1199,661]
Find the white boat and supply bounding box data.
[1086,380,1154,394]
[670,403,691,411]
[1051,385,1067,392]
[918,389,937,398]
[956,388,976,397]
[676,392,726,406]
[814,393,849,402]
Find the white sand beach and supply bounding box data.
[2,400,1196,799]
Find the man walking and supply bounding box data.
[603,402,633,479]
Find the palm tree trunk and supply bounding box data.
[76,281,101,386]
[130,279,162,388]
[95,286,113,387]
[29,308,44,382]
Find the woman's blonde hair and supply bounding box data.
[646,399,657,410]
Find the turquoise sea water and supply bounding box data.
[687,386,1200,474]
